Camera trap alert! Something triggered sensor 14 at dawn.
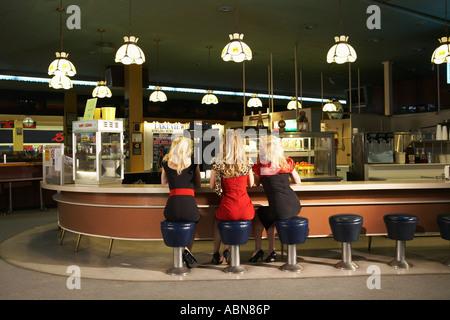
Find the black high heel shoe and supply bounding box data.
[222,249,230,264]
[211,252,221,265]
[183,249,198,268]
[264,251,277,262]
[248,249,264,263]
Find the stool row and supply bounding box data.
[161,213,450,276]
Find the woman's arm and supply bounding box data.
[209,169,216,189]
[194,165,201,188]
[247,169,254,187]
[253,172,260,186]
[161,167,169,187]
[290,168,301,185]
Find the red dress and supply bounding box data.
[216,175,254,221]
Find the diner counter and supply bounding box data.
[42,179,450,242]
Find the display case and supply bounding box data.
[279,132,338,180]
[72,120,124,185]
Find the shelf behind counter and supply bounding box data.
[43,179,450,242]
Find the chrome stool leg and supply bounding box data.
[335,242,358,271]
[388,240,413,269]
[280,244,302,272]
[167,247,190,276]
[223,245,246,274]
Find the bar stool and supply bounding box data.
[383,213,418,269]
[329,214,363,271]
[160,220,196,276]
[274,217,309,272]
[217,220,252,274]
[437,213,450,267]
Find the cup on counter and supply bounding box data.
[395,151,406,164]
[94,108,101,120]
[101,107,116,120]
[205,170,211,178]
[200,171,206,179]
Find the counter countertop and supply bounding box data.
[41,179,450,194]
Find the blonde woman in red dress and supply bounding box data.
[209,130,254,264]
[250,134,301,263]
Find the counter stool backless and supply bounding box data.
[274,217,309,272]
[160,220,196,276]
[217,220,252,274]
[329,214,363,271]
[383,213,418,269]
[437,213,450,267]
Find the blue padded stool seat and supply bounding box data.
[275,217,309,245]
[218,220,252,246]
[160,220,196,276]
[329,214,363,243]
[217,220,252,274]
[437,213,450,267]
[161,221,196,247]
[275,217,309,272]
[383,214,418,241]
[328,214,363,271]
[383,214,419,269]
[437,214,450,241]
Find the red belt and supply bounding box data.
[170,188,195,196]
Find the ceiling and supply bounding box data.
[0,0,447,106]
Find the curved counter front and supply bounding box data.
[42,180,450,241]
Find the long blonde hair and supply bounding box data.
[214,130,250,177]
[259,134,287,170]
[163,136,193,174]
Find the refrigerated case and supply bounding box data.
[279,132,337,180]
[72,120,124,185]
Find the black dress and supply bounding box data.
[162,161,201,222]
[253,159,301,230]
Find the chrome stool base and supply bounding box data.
[167,247,190,276]
[279,244,302,273]
[335,242,358,271]
[223,245,247,274]
[387,240,413,269]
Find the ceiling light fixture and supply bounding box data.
[149,39,167,102]
[93,29,112,98]
[115,0,145,65]
[287,98,301,110]
[221,0,252,63]
[48,1,76,90]
[323,99,338,112]
[202,46,218,105]
[431,0,450,64]
[326,0,357,64]
[247,94,262,107]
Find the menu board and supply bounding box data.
[153,133,173,169]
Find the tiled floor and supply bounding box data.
[1,207,450,300]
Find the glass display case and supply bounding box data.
[279,132,338,180]
[72,120,124,185]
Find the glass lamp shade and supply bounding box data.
[322,100,338,112]
[287,98,302,110]
[48,52,77,77]
[92,81,112,98]
[247,95,262,107]
[326,35,357,64]
[221,33,252,63]
[431,36,450,64]
[149,87,167,102]
[23,117,34,127]
[202,90,219,104]
[115,36,146,65]
[49,72,73,89]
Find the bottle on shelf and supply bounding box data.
[420,149,427,163]
[405,144,415,164]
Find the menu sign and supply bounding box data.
[153,133,173,169]
[0,120,14,128]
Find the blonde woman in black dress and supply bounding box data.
[250,134,301,263]
[161,136,201,268]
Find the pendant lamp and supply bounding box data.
[287,98,301,110]
[202,46,218,104]
[93,29,112,98]
[149,39,167,102]
[247,94,262,107]
[48,2,76,89]
[221,1,252,63]
[431,0,450,64]
[115,0,145,65]
[327,0,357,64]
[323,100,338,112]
